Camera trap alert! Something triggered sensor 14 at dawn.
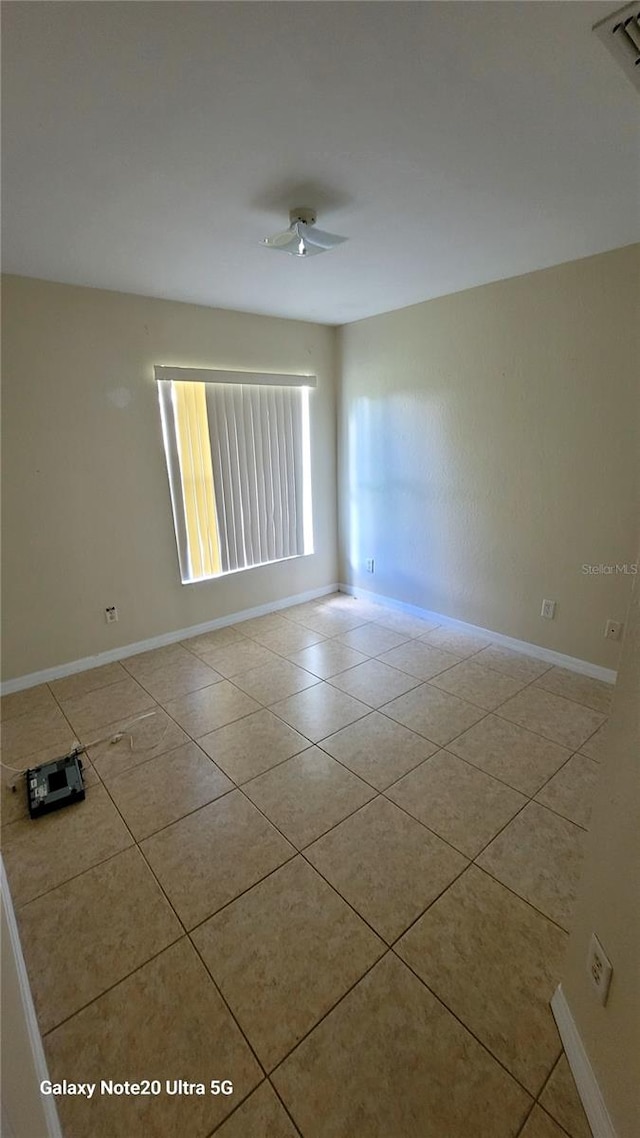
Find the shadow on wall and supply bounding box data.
[347,392,451,604]
[345,390,547,617]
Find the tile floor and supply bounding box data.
[0,592,605,1137]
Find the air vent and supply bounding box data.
[593,3,640,91]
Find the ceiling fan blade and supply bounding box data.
[262,227,297,249]
[298,223,347,250]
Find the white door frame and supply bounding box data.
[1,857,63,1138]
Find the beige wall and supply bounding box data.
[1,276,338,680]
[560,566,639,1138]
[338,244,640,669]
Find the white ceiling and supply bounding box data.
[2,1,638,325]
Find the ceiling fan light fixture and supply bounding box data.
[262,206,347,258]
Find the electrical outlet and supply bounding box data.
[366,558,375,573]
[541,599,556,620]
[587,932,613,1005]
[604,620,623,641]
[105,606,119,624]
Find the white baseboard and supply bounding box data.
[339,584,617,685]
[0,583,339,695]
[2,580,617,695]
[551,985,618,1138]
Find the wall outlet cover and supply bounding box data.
[587,932,613,1005]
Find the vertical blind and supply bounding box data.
[157,370,313,582]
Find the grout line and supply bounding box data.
[392,947,542,1103]
[266,1078,305,1138]
[10,647,586,940]
[3,597,604,1138]
[8,634,587,941]
[30,739,275,1103]
[40,930,187,1039]
[513,1099,538,1137]
[178,845,300,937]
[462,862,572,939]
[258,948,391,1078]
[534,1052,562,1104]
[203,1077,304,1138]
[14,841,138,913]
[188,935,271,1081]
[368,663,605,765]
[532,1106,575,1138]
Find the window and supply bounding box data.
[156,366,314,583]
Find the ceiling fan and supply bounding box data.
[261,207,347,258]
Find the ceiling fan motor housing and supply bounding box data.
[289,207,317,227]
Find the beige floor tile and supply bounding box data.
[335,623,410,656]
[250,623,327,655]
[59,676,156,736]
[122,649,223,702]
[193,639,283,678]
[1,777,30,827]
[578,720,610,761]
[273,953,531,1138]
[477,802,586,930]
[49,663,130,702]
[107,742,234,839]
[498,688,606,750]
[87,706,189,782]
[320,711,438,791]
[430,659,526,710]
[420,627,492,657]
[193,857,384,1069]
[0,704,76,765]
[214,1082,299,1138]
[141,791,294,929]
[0,683,57,722]
[183,624,247,653]
[243,747,375,848]
[377,640,460,680]
[535,754,600,829]
[237,612,294,637]
[383,684,485,746]
[287,639,369,678]
[473,644,552,683]
[284,599,328,623]
[386,751,526,857]
[539,1054,593,1138]
[534,667,613,714]
[291,609,370,636]
[162,681,260,737]
[232,658,320,705]
[17,846,181,1033]
[372,610,441,638]
[2,784,133,907]
[121,642,187,672]
[270,683,370,743]
[447,715,572,796]
[44,939,261,1138]
[313,594,380,620]
[329,658,421,708]
[397,865,564,1094]
[520,1106,572,1138]
[199,710,308,784]
[306,797,468,942]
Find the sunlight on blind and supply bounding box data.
[172,381,221,579]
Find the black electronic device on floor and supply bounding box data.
[26,749,86,819]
